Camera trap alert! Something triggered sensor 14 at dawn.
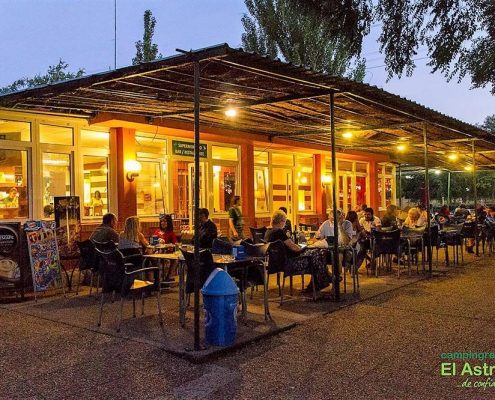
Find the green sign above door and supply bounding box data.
[172,140,207,158]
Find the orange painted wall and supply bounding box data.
[240,143,255,234]
[114,127,137,222]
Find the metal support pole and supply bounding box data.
[472,140,479,256]
[398,163,402,209]
[330,93,340,301]
[193,60,201,350]
[447,171,451,207]
[423,123,432,277]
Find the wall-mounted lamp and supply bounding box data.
[321,175,332,185]
[125,160,142,182]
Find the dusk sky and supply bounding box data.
[1,0,494,125]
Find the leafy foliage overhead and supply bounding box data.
[482,115,495,134]
[241,0,366,81]
[288,0,495,94]
[132,10,162,65]
[0,60,84,94]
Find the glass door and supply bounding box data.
[272,167,293,222]
[187,162,206,228]
[338,174,353,213]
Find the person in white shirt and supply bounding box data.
[316,209,354,245]
[359,207,382,233]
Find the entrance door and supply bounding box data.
[187,162,206,228]
[338,174,353,214]
[272,167,293,222]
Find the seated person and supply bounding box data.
[435,205,451,226]
[153,214,177,244]
[359,207,382,233]
[403,207,426,228]
[198,208,218,248]
[315,209,353,246]
[266,210,331,293]
[119,216,149,253]
[2,187,19,208]
[90,213,119,243]
[381,204,398,228]
[279,207,292,237]
[454,204,470,219]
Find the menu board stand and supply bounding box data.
[24,221,65,301]
[0,222,27,300]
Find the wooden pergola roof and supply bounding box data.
[1,43,494,169]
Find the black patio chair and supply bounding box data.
[180,248,217,295]
[75,240,98,296]
[249,226,267,244]
[460,221,477,256]
[440,223,464,266]
[211,238,233,255]
[371,229,402,277]
[401,226,426,274]
[94,248,163,332]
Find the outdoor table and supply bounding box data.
[143,252,187,326]
[147,243,177,254]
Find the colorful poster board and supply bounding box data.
[54,196,81,258]
[0,222,26,293]
[24,220,62,292]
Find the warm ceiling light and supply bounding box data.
[342,132,353,139]
[225,108,237,117]
[447,153,459,161]
[433,169,441,175]
[464,165,473,171]
[397,144,407,152]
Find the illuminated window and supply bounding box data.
[213,165,237,213]
[254,149,268,164]
[378,163,396,209]
[40,125,73,146]
[272,152,293,166]
[137,161,165,216]
[81,130,109,149]
[0,120,31,141]
[83,156,108,217]
[42,153,71,209]
[212,146,238,161]
[254,167,269,213]
[0,149,29,219]
[296,155,313,212]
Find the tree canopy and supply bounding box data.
[132,10,162,65]
[241,0,366,81]
[0,60,84,94]
[288,0,495,94]
[482,114,495,133]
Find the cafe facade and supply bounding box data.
[0,107,395,236]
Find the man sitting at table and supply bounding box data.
[90,213,119,243]
[359,207,382,233]
[315,209,353,245]
[198,208,218,248]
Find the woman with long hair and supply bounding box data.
[153,214,177,244]
[119,216,149,251]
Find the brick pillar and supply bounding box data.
[240,143,255,232]
[113,127,137,222]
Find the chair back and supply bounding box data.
[211,238,233,255]
[243,241,269,258]
[425,224,439,248]
[76,240,97,271]
[372,229,401,256]
[94,248,126,293]
[92,240,117,252]
[460,221,476,238]
[250,226,267,244]
[180,248,216,293]
[265,240,287,274]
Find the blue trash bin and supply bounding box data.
[201,268,239,346]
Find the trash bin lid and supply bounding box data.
[201,268,239,296]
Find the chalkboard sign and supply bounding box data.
[24,220,63,293]
[54,196,81,258]
[0,222,27,297]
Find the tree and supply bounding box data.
[241,0,366,81]
[0,59,84,94]
[482,115,495,134]
[132,10,161,65]
[288,0,495,94]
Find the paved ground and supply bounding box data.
[1,254,495,399]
